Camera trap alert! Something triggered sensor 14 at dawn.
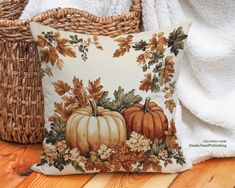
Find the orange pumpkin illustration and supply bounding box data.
[123,97,168,141]
[66,100,126,153]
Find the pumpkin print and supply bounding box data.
[66,100,126,153]
[123,97,168,141]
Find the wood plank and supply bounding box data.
[17,172,95,188]
[170,158,235,188]
[0,140,42,188]
[84,173,178,188]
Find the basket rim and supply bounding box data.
[0,0,141,27]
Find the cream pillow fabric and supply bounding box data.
[30,22,192,175]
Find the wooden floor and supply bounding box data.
[0,140,234,188]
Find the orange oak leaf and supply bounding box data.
[40,47,59,65]
[54,102,72,121]
[61,95,77,108]
[54,31,76,58]
[137,54,146,65]
[160,56,175,84]
[149,32,167,53]
[93,35,104,50]
[164,119,179,149]
[36,35,47,47]
[113,35,133,57]
[139,73,152,92]
[164,99,176,113]
[55,59,64,70]
[73,77,84,90]
[72,77,89,107]
[53,80,71,96]
[87,78,104,102]
[56,38,77,57]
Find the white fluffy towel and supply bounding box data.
[19,0,132,19]
[142,0,235,164]
[20,0,235,164]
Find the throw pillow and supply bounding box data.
[30,21,192,175]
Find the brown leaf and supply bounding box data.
[84,160,95,171]
[55,32,61,40]
[92,36,104,50]
[164,99,176,113]
[94,161,111,172]
[40,47,59,65]
[165,135,179,149]
[87,78,104,102]
[53,80,71,96]
[55,32,76,57]
[165,119,176,136]
[113,48,126,57]
[143,161,151,171]
[72,77,89,107]
[36,35,47,47]
[61,96,77,107]
[137,54,146,65]
[149,33,167,53]
[56,38,77,57]
[55,59,64,70]
[54,103,72,121]
[42,65,53,77]
[160,56,175,84]
[139,73,152,92]
[113,35,133,57]
[73,77,84,90]
[152,163,162,172]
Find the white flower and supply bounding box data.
[126,132,152,153]
[98,144,112,160]
[159,150,168,158]
[42,144,57,163]
[70,148,86,163]
[56,140,67,154]
[44,144,57,156]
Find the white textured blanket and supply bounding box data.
[19,0,132,19]
[21,0,235,164]
[142,0,235,163]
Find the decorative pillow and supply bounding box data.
[30,22,192,175]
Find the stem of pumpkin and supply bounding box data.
[144,97,151,113]
[89,99,98,116]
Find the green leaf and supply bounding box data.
[168,26,188,56]
[132,40,147,51]
[98,87,142,112]
[150,74,160,93]
[45,117,66,145]
[71,162,85,172]
[97,91,112,109]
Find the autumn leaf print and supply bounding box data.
[53,80,71,96]
[139,73,152,92]
[160,56,175,84]
[36,35,47,47]
[148,32,167,53]
[164,119,179,149]
[93,35,104,50]
[164,99,176,113]
[40,47,59,65]
[113,35,133,57]
[54,102,73,122]
[55,34,77,58]
[168,27,188,56]
[87,78,104,102]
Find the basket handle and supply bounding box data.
[130,0,142,12]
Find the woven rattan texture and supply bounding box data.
[0,0,141,143]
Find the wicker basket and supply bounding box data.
[0,0,142,144]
